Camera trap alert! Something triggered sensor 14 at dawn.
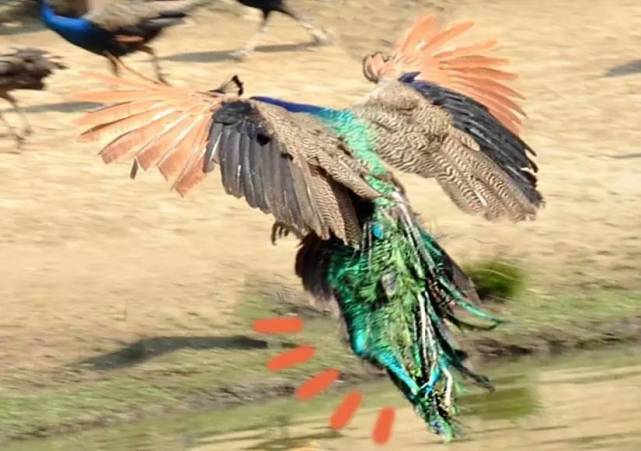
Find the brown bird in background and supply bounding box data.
[39,0,194,82]
[232,0,329,59]
[0,48,65,149]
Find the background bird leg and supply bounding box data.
[1,92,31,137]
[0,111,25,150]
[105,53,159,84]
[234,10,271,59]
[278,3,329,45]
[140,45,168,84]
[105,52,121,77]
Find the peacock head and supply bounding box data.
[362,52,393,83]
[208,75,244,97]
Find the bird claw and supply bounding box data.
[270,222,291,245]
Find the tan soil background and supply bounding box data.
[1,0,641,374]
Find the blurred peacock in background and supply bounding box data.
[232,0,329,59]
[38,0,195,82]
[0,47,65,148]
[74,14,543,440]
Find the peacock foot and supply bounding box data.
[312,29,331,46]
[230,49,251,61]
[271,221,291,245]
[270,221,303,245]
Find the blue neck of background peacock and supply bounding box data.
[39,0,108,54]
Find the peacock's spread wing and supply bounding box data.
[358,14,542,222]
[84,0,192,38]
[74,73,379,245]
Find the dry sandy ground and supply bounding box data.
[1,0,641,373]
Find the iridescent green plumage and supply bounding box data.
[294,109,501,440]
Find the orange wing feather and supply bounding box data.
[363,14,525,134]
[73,73,229,195]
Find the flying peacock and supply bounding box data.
[1,47,66,148]
[74,14,542,440]
[39,0,194,82]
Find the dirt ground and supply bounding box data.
[1,0,641,376]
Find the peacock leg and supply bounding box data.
[1,92,31,137]
[233,10,271,59]
[140,45,168,85]
[0,110,24,150]
[105,52,120,77]
[105,53,158,84]
[278,4,329,45]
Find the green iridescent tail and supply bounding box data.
[296,198,501,441]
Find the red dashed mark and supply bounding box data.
[254,315,396,445]
[267,346,316,372]
[296,368,340,400]
[373,407,395,445]
[330,390,363,430]
[253,317,303,334]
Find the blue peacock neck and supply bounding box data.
[249,96,338,118]
[38,0,64,29]
[38,0,106,53]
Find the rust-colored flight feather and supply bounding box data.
[158,116,212,183]
[98,116,174,164]
[419,21,475,54]
[135,114,196,170]
[75,100,161,127]
[362,14,526,133]
[79,105,173,143]
[397,15,438,55]
[75,73,228,196]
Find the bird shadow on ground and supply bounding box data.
[162,41,320,63]
[603,59,641,77]
[604,152,641,160]
[75,335,273,371]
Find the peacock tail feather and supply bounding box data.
[293,108,501,439]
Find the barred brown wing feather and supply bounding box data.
[75,74,378,245]
[207,101,373,244]
[355,80,542,222]
[363,14,526,134]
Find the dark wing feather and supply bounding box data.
[359,14,542,221]
[406,77,542,210]
[207,100,378,244]
[354,79,542,222]
[75,73,379,245]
